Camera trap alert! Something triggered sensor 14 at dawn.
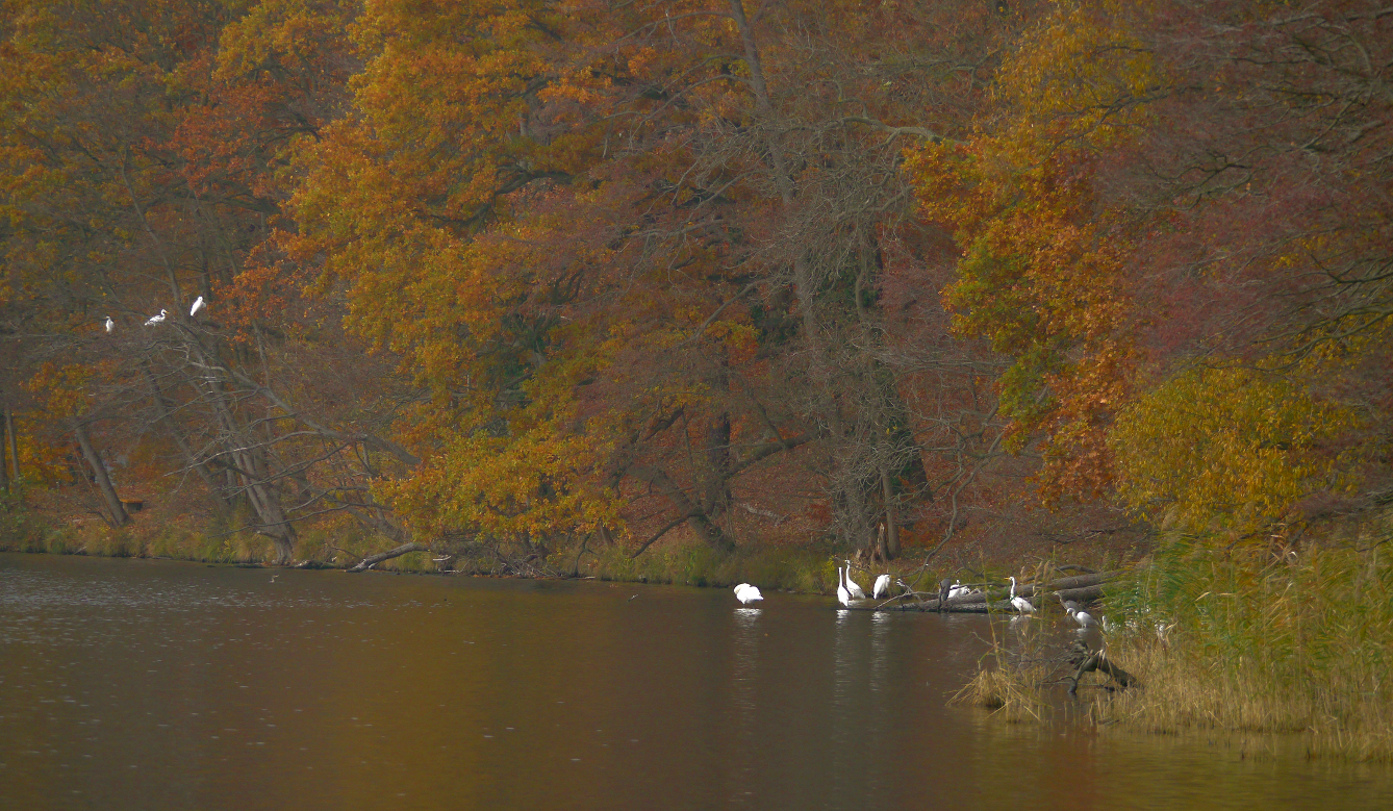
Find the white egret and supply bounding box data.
[1060,598,1097,630]
[872,573,891,599]
[842,560,866,600]
[1008,576,1035,614]
[190,295,206,316]
[948,580,969,600]
[836,566,852,607]
[103,316,114,333]
[733,583,763,605]
[144,309,167,326]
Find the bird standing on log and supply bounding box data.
[1009,576,1035,614]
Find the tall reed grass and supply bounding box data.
[1097,540,1393,760]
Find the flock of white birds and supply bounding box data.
[735,562,1127,636]
[102,296,207,333]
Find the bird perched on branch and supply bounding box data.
[190,295,206,316]
[103,316,114,333]
[144,309,167,326]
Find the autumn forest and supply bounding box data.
[1,0,1389,584]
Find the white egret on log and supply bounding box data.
[1008,576,1035,614]
[144,309,167,326]
[733,583,763,605]
[190,295,206,316]
[836,566,852,607]
[873,573,891,599]
[842,560,866,600]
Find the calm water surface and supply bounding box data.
[1,553,1389,810]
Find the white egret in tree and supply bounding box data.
[1008,576,1035,614]
[143,309,167,326]
[190,295,205,316]
[842,560,866,600]
[836,566,852,607]
[103,316,114,333]
[733,583,763,605]
[873,573,891,599]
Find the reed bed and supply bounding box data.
[1093,540,1393,760]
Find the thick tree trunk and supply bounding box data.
[633,464,737,553]
[0,411,8,492]
[141,363,231,515]
[206,379,297,563]
[880,467,900,559]
[5,408,17,483]
[73,421,130,528]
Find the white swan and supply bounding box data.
[842,560,866,600]
[1008,576,1035,614]
[733,583,763,605]
[872,573,891,599]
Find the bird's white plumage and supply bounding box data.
[836,566,851,607]
[733,583,763,605]
[1008,576,1035,614]
[190,296,205,316]
[103,316,114,333]
[144,309,167,326]
[873,573,890,599]
[842,560,866,600]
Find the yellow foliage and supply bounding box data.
[1109,366,1360,536]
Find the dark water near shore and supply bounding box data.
[1,552,1389,810]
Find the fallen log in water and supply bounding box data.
[1066,640,1138,693]
[847,570,1120,613]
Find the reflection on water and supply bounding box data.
[1,553,1390,810]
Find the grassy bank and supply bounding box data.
[957,532,1393,762]
[0,496,860,590]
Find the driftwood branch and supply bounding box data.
[347,542,425,572]
[1066,641,1138,693]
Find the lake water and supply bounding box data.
[1,553,1389,809]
